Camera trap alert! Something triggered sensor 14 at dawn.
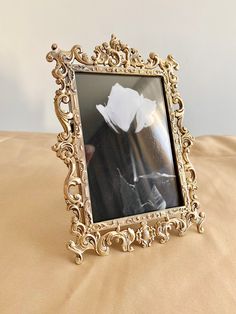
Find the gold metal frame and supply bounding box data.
[46,35,205,264]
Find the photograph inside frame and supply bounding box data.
[75,73,184,223]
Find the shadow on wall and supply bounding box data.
[0,67,45,132]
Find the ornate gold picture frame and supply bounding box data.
[46,35,205,265]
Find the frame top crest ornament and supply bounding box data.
[47,34,205,265]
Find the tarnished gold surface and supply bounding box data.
[46,35,205,264]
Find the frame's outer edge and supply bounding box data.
[46,35,206,265]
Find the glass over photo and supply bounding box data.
[75,73,183,223]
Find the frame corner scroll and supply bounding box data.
[47,35,206,265]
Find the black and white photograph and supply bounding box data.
[76,73,183,222]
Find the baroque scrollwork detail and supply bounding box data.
[67,217,135,264]
[135,221,156,247]
[157,211,205,244]
[157,215,188,244]
[47,35,206,264]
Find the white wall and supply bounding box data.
[0,0,235,136]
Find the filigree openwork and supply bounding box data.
[46,34,205,264]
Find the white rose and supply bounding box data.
[96,83,156,133]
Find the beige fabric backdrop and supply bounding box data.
[0,132,236,313]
